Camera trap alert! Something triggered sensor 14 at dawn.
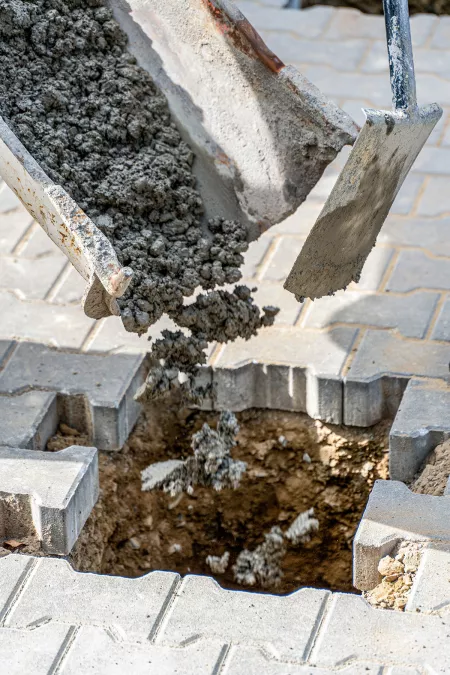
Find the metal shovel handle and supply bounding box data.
[383,0,417,111]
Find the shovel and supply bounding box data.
[283,0,442,301]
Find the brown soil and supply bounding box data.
[47,402,389,594]
[302,0,450,14]
[410,439,450,496]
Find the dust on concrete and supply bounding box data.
[48,402,390,594]
[0,0,277,398]
[410,439,450,496]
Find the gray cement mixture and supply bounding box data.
[0,0,277,395]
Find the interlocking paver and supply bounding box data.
[4,555,179,641]
[236,3,335,38]
[226,648,382,674]
[389,378,450,481]
[344,330,449,425]
[63,626,224,675]
[391,173,424,215]
[0,390,57,450]
[406,543,450,614]
[310,592,450,673]
[303,290,438,338]
[432,295,450,340]
[261,237,306,282]
[50,265,86,305]
[386,250,450,292]
[323,8,384,40]
[239,236,272,279]
[299,65,392,107]
[412,146,450,174]
[0,445,98,554]
[350,246,394,291]
[379,216,450,256]
[17,222,66,259]
[0,342,146,450]
[0,208,33,254]
[85,314,175,354]
[0,291,94,349]
[157,574,329,663]
[417,176,450,216]
[260,32,368,71]
[248,281,303,325]
[354,479,450,590]
[0,184,21,214]
[430,15,450,48]
[0,624,69,674]
[0,256,66,300]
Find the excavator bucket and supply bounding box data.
[0,0,358,318]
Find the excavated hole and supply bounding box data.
[47,400,390,594]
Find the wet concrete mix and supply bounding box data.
[0,0,278,399]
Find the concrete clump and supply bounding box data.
[205,551,230,575]
[0,0,278,395]
[364,541,423,611]
[233,508,320,589]
[141,411,247,497]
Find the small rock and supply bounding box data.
[278,436,287,447]
[129,537,141,550]
[378,556,404,577]
[303,452,312,463]
[168,543,182,554]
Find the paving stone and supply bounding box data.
[412,146,450,174]
[432,295,450,340]
[236,3,335,38]
[349,246,394,292]
[391,173,424,215]
[249,281,303,325]
[240,236,272,279]
[17,222,66,259]
[213,326,357,422]
[303,290,438,339]
[0,390,58,451]
[85,314,176,354]
[261,237,307,282]
[299,66,392,108]
[323,8,384,40]
[0,256,66,300]
[406,543,450,615]
[310,592,450,673]
[0,291,94,349]
[157,574,329,663]
[344,330,449,426]
[430,15,450,48]
[386,250,450,292]
[415,72,450,108]
[0,183,22,214]
[389,378,450,481]
[0,342,146,450]
[0,554,33,618]
[50,266,86,305]
[3,555,179,641]
[378,216,450,257]
[0,340,13,368]
[0,445,98,554]
[0,207,33,254]
[417,176,450,217]
[353,480,450,590]
[270,200,323,237]
[0,624,69,674]
[362,43,450,78]
[226,648,382,674]
[260,32,367,71]
[410,13,440,46]
[62,626,224,675]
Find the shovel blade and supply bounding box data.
[284,104,442,300]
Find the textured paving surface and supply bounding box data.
[0,2,449,428]
[0,553,450,674]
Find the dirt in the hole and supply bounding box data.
[301,0,450,15]
[47,404,389,594]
